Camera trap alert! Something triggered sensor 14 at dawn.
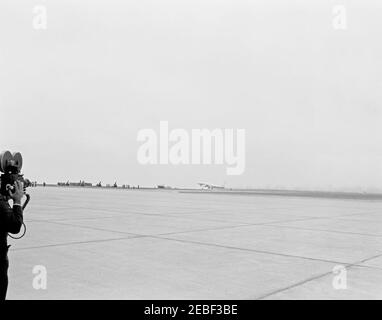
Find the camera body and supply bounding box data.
[1,151,31,239]
[0,151,31,197]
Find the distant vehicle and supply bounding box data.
[198,182,225,190]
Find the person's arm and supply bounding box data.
[0,181,24,234]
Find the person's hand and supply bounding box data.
[9,180,24,205]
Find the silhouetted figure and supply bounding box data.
[0,181,24,300]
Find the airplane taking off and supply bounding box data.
[198,182,225,190]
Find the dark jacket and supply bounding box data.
[0,195,23,259]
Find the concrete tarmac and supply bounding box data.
[6,187,382,299]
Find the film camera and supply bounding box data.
[0,151,31,210]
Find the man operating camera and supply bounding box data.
[0,180,24,300]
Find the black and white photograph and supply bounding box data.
[1,0,382,306]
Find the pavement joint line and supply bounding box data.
[350,264,382,272]
[148,209,380,225]
[114,214,321,225]
[258,224,382,238]
[352,251,382,265]
[24,201,380,223]
[163,213,322,224]
[30,206,70,210]
[31,206,237,223]
[25,215,135,223]
[25,213,370,248]
[24,212,339,224]
[149,235,348,265]
[30,215,332,239]
[31,199,382,211]
[12,233,382,296]
[24,205,378,226]
[11,219,358,266]
[34,219,271,238]
[154,217,329,236]
[26,214,246,225]
[255,251,382,300]
[55,206,166,218]
[335,217,382,223]
[21,209,382,253]
[11,235,145,252]
[332,210,382,218]
[255,270,335,300]
[28,219,151,236]
[15,202,382,270]
[22,217,277,242]
[30,212,142,224]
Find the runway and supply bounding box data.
[7,187,382,299]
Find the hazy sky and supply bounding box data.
[1,0,381,190]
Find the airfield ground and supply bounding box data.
[7,187,382,299]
